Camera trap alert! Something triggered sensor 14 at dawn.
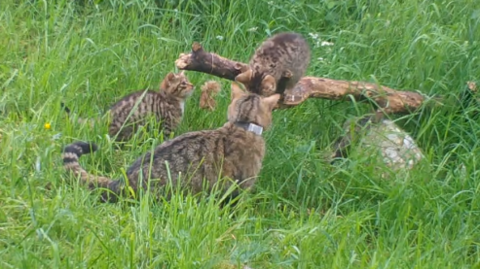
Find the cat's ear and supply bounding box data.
[262,93,281,111]
[235,69,252,85]
[166,72,176,80]
[160,72,176,90]
[171,72,183,84]
[231,82,246,100]
[178,70,185,76]
[260,75,276,95]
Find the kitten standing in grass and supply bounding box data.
[235,32,311,98]
[62,71,194,141]
[62,83,280,203]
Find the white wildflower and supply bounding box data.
[308,33,319,40]
[216,35,224,41]
[317,57,330,64]
[321,41,334,46]
[247,27,258,32]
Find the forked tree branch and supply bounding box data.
[175,42,429,114]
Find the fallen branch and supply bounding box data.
[176,42,248,81]
[176,42,429,114]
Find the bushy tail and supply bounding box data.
[62,142,121,201]
[60,103,97,127]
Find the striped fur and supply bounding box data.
[235,32,311,97]
[62,71,194,141]
[62,83,281,202]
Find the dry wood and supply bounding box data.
[175,42,428,114]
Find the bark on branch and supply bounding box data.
[175,42,428,114]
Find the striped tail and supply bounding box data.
[62,142,123,202]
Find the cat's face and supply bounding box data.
[227,82,280,130]
[161,71,195,99]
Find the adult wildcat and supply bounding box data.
[62,83,280,202]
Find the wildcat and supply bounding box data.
[62,83,280,203]
[62,71,194,141]
[235,32,311,98]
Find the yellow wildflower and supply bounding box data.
[44,123,51,130]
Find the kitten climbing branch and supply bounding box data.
[175,42,430,114]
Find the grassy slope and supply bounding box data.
[1,0,479,268]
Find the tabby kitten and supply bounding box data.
[62,71,194,141]
[62,83,280,202]
[235,32,311,97]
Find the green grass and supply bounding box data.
[1,0,480,268]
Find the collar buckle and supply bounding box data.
[247,123,263,135]
[234,121,263,135]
